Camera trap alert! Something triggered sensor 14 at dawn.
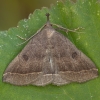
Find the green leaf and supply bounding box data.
[0,0,100,100]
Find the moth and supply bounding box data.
[3,13,98,86]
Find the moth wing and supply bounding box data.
[3,26,53,86]
[50,31,98,85]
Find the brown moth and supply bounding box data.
[3,13,98,86]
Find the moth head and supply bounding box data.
[45,13,52,27]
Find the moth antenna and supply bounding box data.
[46,13,50,22]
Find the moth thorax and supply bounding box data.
[47,30,55,38]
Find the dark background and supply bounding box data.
[0,0,58,30]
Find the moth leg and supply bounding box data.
[16,24,46,46]
[52,23,84,33]
[16,35,27,45]
[17,35,27,40]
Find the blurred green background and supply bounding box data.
[0,0,59,30]
[1,0,100,100]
